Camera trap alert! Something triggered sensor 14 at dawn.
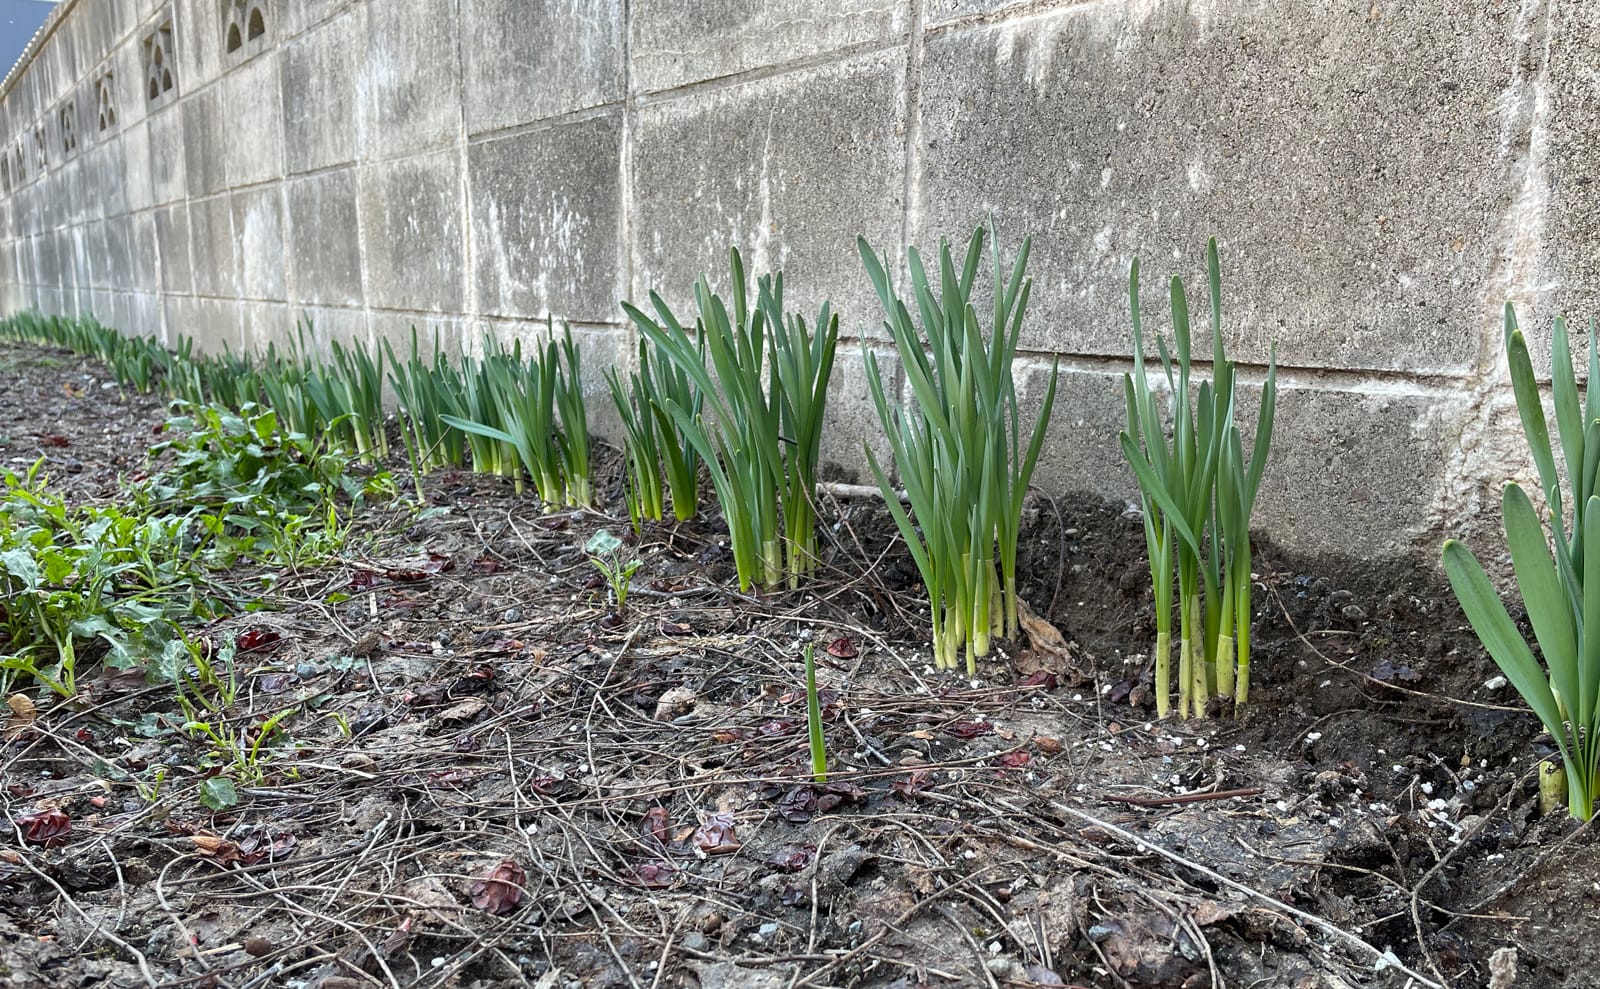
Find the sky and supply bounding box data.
[0,0,54,79]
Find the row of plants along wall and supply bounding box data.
[3,225,1598,820]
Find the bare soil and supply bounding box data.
[0,342,1593,989]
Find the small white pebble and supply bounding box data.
[1234,744,1246,753]
[962,849,977,860]
[1303,732,1323,746]
[1484,675,1508,690]
[432,958,446,968]
[1421,782,1434,795]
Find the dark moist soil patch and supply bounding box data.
[0,341,1592,989]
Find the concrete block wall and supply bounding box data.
[0,0,1581,560]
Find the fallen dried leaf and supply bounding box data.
[640,807,672,846]
[18,808,70,846]
[469,859,526,916]
[234,628,281,652]
[436,697,488,723]
[825,636,858,659]
[1016,599,1087,683]
[630,861,677,889]
[653,686,697,721]
[943,721,993,739]
[191,833,243,864]
[768,843,817,872]
[692,812,740,854]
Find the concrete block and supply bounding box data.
[82,217,108,289]
[240,300,292,352]
[286,169,363,306]
[467,113,622,324]
[822,340,899,481]
[630,0,908,93]
[117,122,153,214]
[360,0,462,159]
[359,150,465,313]
[164,294,242,354]
[188,194,235,298]
[462,0,624,133]
[293,305,369,354]
[153,202,192,294]
[631,50,907,336]
[220,53,285,186]
[126,210,157,296]
[1254,384,1466,559]
[917,2,1522,374]
[281,6,363,173]
[1535,5,1600,337]
[181,85,227,196]
[115,291,163,342]
[369,310,475,362]
[279,0,352,39]
[146,104,185,205]
[82,136,130,218]
[231,186,286,300]
[171,0,225,94]
[1021,361,1134,508]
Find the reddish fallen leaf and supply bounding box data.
[235,831,297,865]
[527,775,564,795]
[816,781,866,813]
[892,769,934,799]
[1018,670,1059,690]
[758,719,798,737]
[777,786,818,823]
[89,795,108,809]
[711,728,754,744]
[469,859,525,916]
[640,807,672,846]
[768,843,818,872]
[257,672,297,694]
[825,636,858,659]
[1035,736,1064,755]
[19,809,70,846]
[657,619,693,636]
[385,553,454,582]
[37,434,69,448]
[692,812,740,855]
[943,721,994,739]
[75,727,94,743]
[349,569,382,590]
[235,629,281,652]
[470,556,502,574]
[994,750,1033,769]
[630,861,677,889]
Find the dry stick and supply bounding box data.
[12,850,162,989]
[1101,786,1263,808]
[1029,799,1445,989]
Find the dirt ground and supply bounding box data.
[1,341,1594,989]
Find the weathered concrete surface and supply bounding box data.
[358,150,465,313]
[630,0,907,93]
[467,113,623,323]
[631,50,907,334]
[919,1,1519,374]
[463,0,624,133]
[286,169,363,306]
[0,0,1588,557]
